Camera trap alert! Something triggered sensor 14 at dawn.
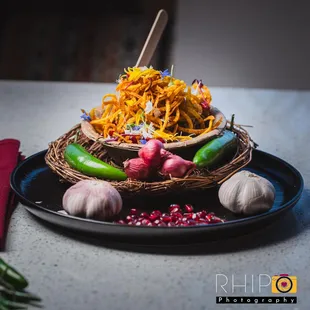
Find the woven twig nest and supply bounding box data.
[45,122,254,197]
[80,106,227,166]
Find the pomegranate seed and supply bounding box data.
[211,216,223,223]
[150,211,161,220]
[118,205,225,227]
[162,215,172,223]
[192,213,198,221]
[180,223,189,226]
[150,210,161,219]
[183,213,193,219]
[126,215,133,222]
[206,213,214,222]
[154,219,161,225]
[184,204,194,212]
[171,214,182,222]
[149,213,159,221]
[140,212,149,218]
[197,210,207,218]
[142,219,151,225]
[169,204,180,213]
[173,212,183,218]
[170,207,180,214]
[187,219,197,226]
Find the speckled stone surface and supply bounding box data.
[0,81,309,310]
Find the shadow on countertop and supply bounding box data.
[27,189,310,256]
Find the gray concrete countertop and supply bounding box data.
[0,80,309,310]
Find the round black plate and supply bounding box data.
[10,149,303,245]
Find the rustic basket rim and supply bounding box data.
[45,122,254,197]
[81,106,227,151]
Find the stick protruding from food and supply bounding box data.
[136,9,168,67]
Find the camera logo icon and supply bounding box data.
[272,274,297,294]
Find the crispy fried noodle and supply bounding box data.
[81,66,222,144]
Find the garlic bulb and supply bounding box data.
[218,170,276,215]
[62,180,122,220]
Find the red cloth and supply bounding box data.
[0,139,24,250]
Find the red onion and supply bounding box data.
[160,148,172,158]
[123,158,154,181]
[160,154,196,178]
[138,139,163,168]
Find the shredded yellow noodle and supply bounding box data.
[84,66,221,144]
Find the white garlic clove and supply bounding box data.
[218,170,276,215]
[62,180,123,221]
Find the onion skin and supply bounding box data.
[123,158,154,181]
[138,139,163,168]
[62,180,122,220]
[160,154,196,178]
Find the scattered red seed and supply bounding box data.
[126,215,133,222]
[140,212,149,219]
[158,222,167,227]
[184,204,194,213]
[187,219,197,226]
[142,219,151,225]
[129,208,137,215]
[169,204,180,213]
[183,213,193,219]
[162,214,172,223]
[115,205,226,227]
[154,219,161,225]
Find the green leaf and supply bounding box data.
[1,288,41,302]
[0,298,27,310]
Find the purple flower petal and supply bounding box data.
[80,112,91,121]
[160,69,170,78]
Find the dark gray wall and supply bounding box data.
[172,0,310,89]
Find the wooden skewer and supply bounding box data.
[135,9,168,67]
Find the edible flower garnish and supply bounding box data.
[192,79,210,109]
[80,111,91,121]
[144,100,153,114]
[160,69,170,78]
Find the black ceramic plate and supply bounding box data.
[10,149,303,245]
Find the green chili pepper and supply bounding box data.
[0,259,28,291]
[64,143,128,181]
[193,130,238,169]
